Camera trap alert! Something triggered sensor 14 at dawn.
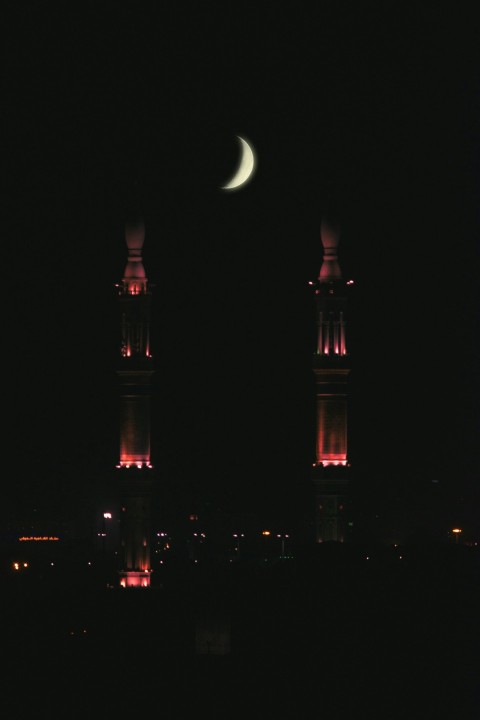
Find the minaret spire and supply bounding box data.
[123,220,148,294]
[318,215,342,283]
[311,210,353,542]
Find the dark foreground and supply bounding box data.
[3,543,480,718]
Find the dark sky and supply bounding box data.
[3,4,480,541]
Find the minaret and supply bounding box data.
[310,214,353,542]
[115,219,155,587]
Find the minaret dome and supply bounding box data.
[318,216,342,283]
[123,220,147,292]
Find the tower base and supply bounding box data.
[313,467,350,543]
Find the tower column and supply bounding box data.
[311,215,353,543]
[115,220,155,587]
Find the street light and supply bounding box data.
[232,533,244,559]
[99,512,112,554]
[261,531,271,561]
[452,528,462,544]
[276,533,290,558]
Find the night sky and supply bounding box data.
[4,4,480,541]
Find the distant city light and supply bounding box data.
[13,562,20,570]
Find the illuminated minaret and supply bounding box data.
[115,219,155,587]
[310,214,353,543]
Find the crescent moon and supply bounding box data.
[220,136,256,190]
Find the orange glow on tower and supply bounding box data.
[116,219,155,587]
[311,213,352,542]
